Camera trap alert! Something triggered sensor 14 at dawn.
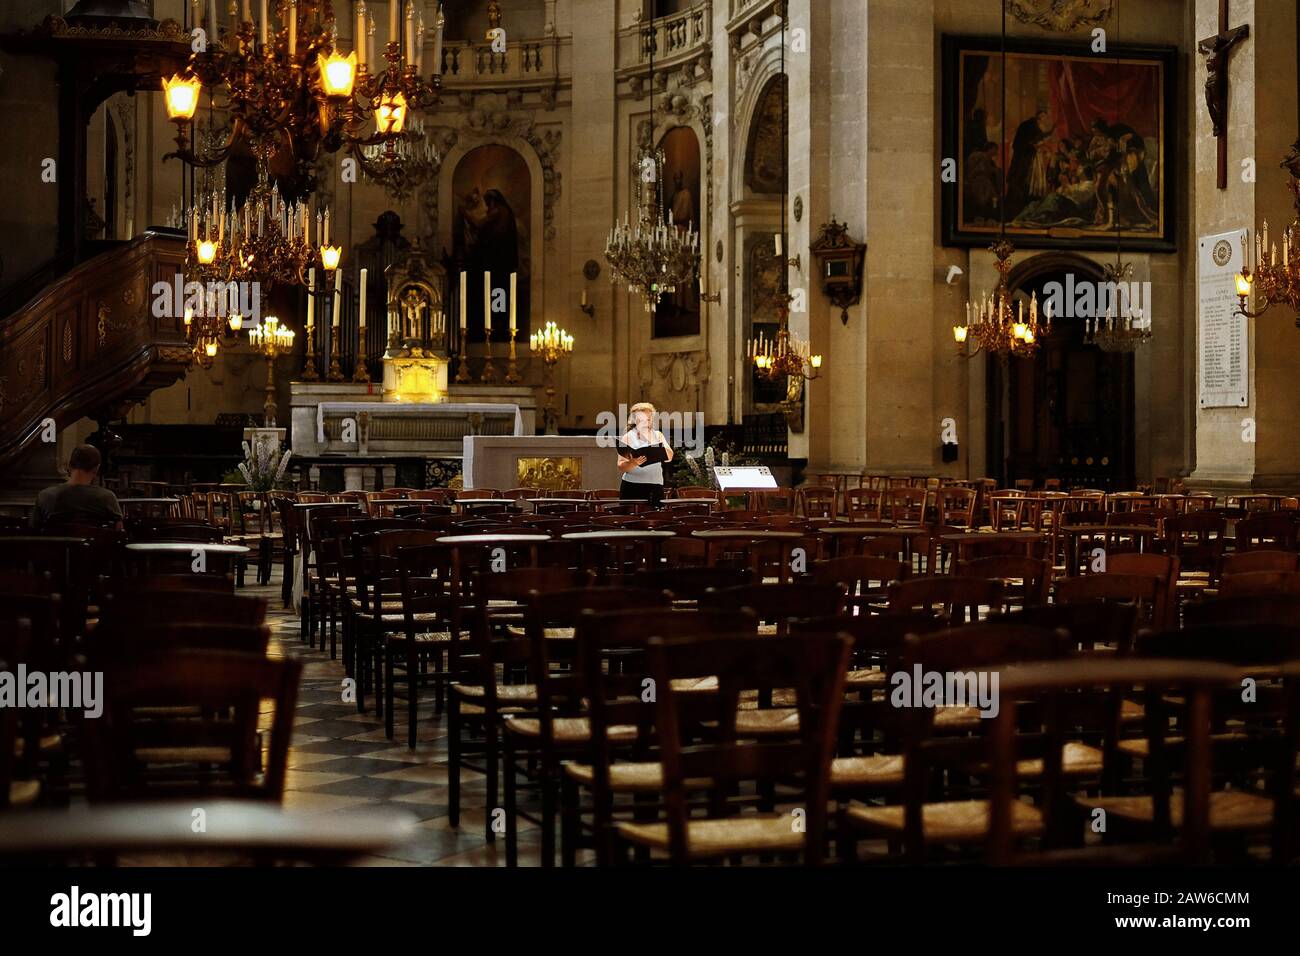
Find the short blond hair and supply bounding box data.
[628,402,657,425]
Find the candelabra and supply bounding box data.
[953,240,1044,360]
[530,321,574,433]
[1236,141,1300,323]
[353,321,371,383]
[248,315,296,426]
[1087,260,1152,353]
[479,334,498,384]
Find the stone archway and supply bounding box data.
[987,252,1136,489]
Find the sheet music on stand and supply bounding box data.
[713,466,778,491]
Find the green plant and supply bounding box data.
[234,438,293,492]
[663,434,757,489]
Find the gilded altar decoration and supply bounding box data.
[1007,0,1113,32]
[517,457,582,491]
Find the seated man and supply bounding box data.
[29,444,123,530]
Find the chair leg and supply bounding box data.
[504,733,518,866]
[384,643,395,740]
[560,773,578,868]
[484,720,499,843]
[300,592,312,644]
[407,651,419,750]
[540,761,556,868]
[448,695,461,828]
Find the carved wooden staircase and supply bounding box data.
[0,233,191,476]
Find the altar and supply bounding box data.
[462,435,619,491]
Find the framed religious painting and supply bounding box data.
[941,35,1177,252]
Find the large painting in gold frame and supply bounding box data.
[942,35,1176,252]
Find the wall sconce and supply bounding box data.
[809,217,866,325]
[698,272,721,304]
[580,259,599,317]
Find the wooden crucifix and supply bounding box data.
[1197,0,1250,189]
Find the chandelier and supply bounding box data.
[748,324,821,382]
[359,117,440,201]
[1236,142,1300,322]
[1087,260,1151,352]
[955,240,1043,359]
[604,25,701,312]
[162,1,443,178]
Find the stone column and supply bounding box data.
[1189,0,1300,491]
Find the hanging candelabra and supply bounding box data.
[954,240,1044,359]
[1087,260,1152,352]
[604,25,701,312]
[248,315,296,426]
[1236,143,1300,323]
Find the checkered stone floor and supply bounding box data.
[259,572,552,866]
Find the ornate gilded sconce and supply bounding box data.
[809,217,866,325]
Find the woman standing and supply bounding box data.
[617,402,673,506]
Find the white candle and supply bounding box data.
[288,0,297,55]
[483,271,491,334]
[208,0,218,34]
[406,2,416,64]
[459,271,468,332]
[433,3,444,75]
[389,0,399,47]
[415,15,424,72]
[356,1,366,67]
[509,271,517,333]
[306,268,315,329]
[258,0,267,46]
[774,233,782,257]
[359,267,367,328]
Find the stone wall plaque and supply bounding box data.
[1197,228,1248,408]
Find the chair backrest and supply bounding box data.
[83,650,301,802]
[887,576,1005,623]
[1184,593,1300,629]
[1222,549,1300,576]
[811,556,909,590]
[0,536,93,648]
[1136,623,1300,667]
[935,487,978,527]
[1234,514,1299,552]
[954,556,1051,606]
[798,485,837,519]
[700,582,847,629]
[1218,570,1300,597]
[1008,599,1139,655]
[1163,513,1227,570]
[987,659,1239,863]
[645,632,852,864]
[883,487,928,524]
[844,488,883,522]
[632,566,755,600]
[1055,572,1167,630]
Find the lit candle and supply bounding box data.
[333,267,343,328]
[306,268,315,329]
[459,271,468,332]
[582,288,589,307]
[359,267,367,329]
[509,271,517,333]
[367,13,375,68]
[323,207,330,246]
[483,270,491,335]
[356,1,366,67]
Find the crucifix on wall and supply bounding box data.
[1197,0,1250,189]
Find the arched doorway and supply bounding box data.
[986,253,1136,490]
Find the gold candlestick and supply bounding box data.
[479,333,498,384]
[352,324,371,382]
[301,326,319,381]
[326,331,345,381]
[504,328,522,384]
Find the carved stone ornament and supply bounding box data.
[1006,0,1112,31]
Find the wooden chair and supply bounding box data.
[798,485,837,520]
[1222,550,1300,576]
[1164,512,1227,576]
[810,556,908,615]
[1056,573,1168,631]
[1184,594,1300,629]
[886,576,1005,623]
[560,606,759,866]
[988,491,1028,531]
[1234,513,1299,552]
[844,488,883,522]
[840,624,1069,861]
[882,487,928,526]
[699,582,847,636]
[935,487,977,528]
[0,620,38,810]
[986,659,1241,864]
[1008,599,1139,655]
[612,633,852,865]
[1104,552,1180,629]
[954,556,1051,609]
[632,566,755,602]
[82,650,301,803]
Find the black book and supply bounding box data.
[616,443,669,465]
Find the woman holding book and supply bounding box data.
[617,402,673,505]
